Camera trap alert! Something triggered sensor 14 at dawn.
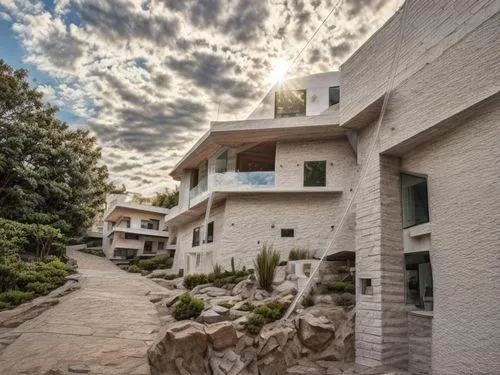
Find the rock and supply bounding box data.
[286,365,325,375]
[200,309,225,324]
[273,266,287,285]
[254,289,270,301]
[0,298,59,328]
[272,281,297,297]
[232,315,249,331]
[190,283,214,295]
[47,280,81,298]
[205,321,237,350]
[296,313,335,352]
[157,293,183,308]
[68,364,90,373]
[148,321,208,375]
[210,304,229,315]
[229,308,250,320]
[232,280,257,299]
[313,295,335,305]
[210,349,245,375]
[43,369,65,375]
[258,320,295,357]
[146,269,170,278]
[199,286,230,297]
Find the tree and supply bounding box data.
[0,60,112,237]
[151,186,179,209]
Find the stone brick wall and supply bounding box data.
[408,312,432,375]
[400,99,500,375]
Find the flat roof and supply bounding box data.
[170,109,345,179]
[104,202,169,221]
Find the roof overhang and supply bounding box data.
[104,203,169,222]
[170,111,344,180]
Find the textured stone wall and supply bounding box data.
[401,99,500,375]
[408,313,432,375]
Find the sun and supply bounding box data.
[266,58,292,85]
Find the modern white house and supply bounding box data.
[163,1,499,373]
[102,195,176,260]
[166,71,358,274]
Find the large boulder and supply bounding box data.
[199,308,226,324]
[205,322,238,350]
[296,313,335,352]
[232,280,257,299]
[148,321,208,375]
[198,286,231,297]
[273,266,287,285]
[272,281,297,297]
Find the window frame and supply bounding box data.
[303,160,327,187]
[401,173,430,229]
[192,227,200,247]
[281,228,295,238]
[329,86,340,106]
[207,221,214,244]
[274,89,307,118]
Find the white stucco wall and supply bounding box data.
[248,72,340,120]
[400,100,500,375]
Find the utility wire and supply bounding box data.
[284,0,411,319]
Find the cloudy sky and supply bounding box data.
[0,0,401,195]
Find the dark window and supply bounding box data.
[207,222,214,243]
[405,251,433,309]
[275,89,306,118]
[361,278,372,295]
[304,161,326,187]
[401,173,429,228]
[157,241,164,250]
[141,219,159,230]
[329,86,340,106]
[144,241,153,253]
[192,227,200,247]
[125,233,140,240]
[281,229,294,237]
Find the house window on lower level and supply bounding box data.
[125,233,140,240]
[144,241,153,253]
[281,228,294,237]
[401,173,429,228]
[207,222,214,243]
[192,227,200,247]
[304,161,326,187]
[158,241,164,250]
[405,251,433,310]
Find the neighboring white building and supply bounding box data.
[102,196,176,260]
[166,72,358,274]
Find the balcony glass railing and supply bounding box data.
[213,171,275,189]
[189,177,208,200]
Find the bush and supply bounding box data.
[164,274,178,280]
[172,295,204,320]
[289,248,311,261]
[218,302,234,309]
[25,281,58,295]
[137,255,173,271]
[237,301,255,312]
[183,273,209,289]
[0,290,34,307]
[245,300,287,334]
[127,265,141,273]
[81,247,105,257]
[328,281,355,293]
[335,294,355,306]
[0,262,19,292]
[254,244,280,291]
[301,294,315,308]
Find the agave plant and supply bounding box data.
[254,244,280,291]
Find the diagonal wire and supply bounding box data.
[284,0,411,319]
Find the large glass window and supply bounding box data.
[304,161,326,187]
[401,173,429,228]
[192,227,200,247]
[275,90,306,118]
[215,151,228,173]
[405,251,433,309]
[329,86,340,106]
[207,222,214,243]
[144,241,153,253]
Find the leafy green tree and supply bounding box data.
[0,59,112,236]
[151,186,179,209]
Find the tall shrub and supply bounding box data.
[254,244,280,291]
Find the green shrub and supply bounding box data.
[245,300,287,334]
[288,248,311,261]
[0,290,34,306]
[237,301,255,312]
[127,265,141,273]
[137,255,173,271]
[164,274,178,280]
[183,273,209,289]
[335,294,355,306]
[0,301,11,309]
[0,263,19,292]
[81,247,105,257]
[254,244,280,291]
[301,294,315,308]
[172,295,204,321]
[25,281,58,295]
[213,263,223,276]
[328,281,355,293]
[217,302,234,309]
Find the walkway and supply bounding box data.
[0,249,167,375]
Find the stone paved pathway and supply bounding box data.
[0,249,167,375]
